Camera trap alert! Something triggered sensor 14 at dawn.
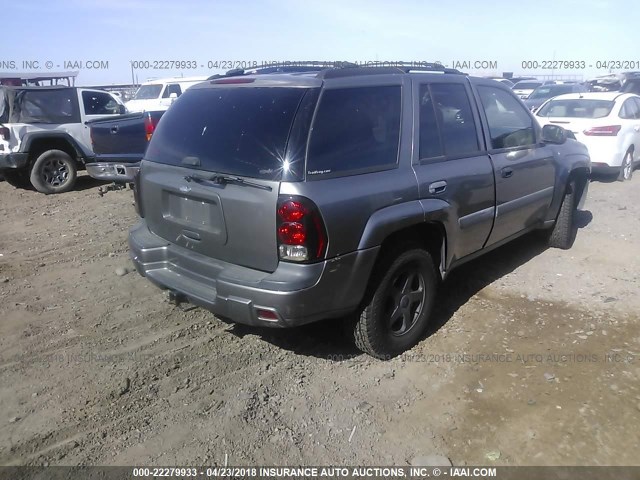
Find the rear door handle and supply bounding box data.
[110,126,119,134]
[428,180,447,194]
[501,167,514,178]
[634,125,640,132]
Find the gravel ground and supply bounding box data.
[0,172,639,467]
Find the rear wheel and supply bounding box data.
[29,150,77,194]
[618,151,633,182]
[353,247,437,359]
[1,170,31,189]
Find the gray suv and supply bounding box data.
[129,65,591,358]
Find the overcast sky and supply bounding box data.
[2,0,637,85]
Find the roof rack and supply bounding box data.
[206,61,462,81]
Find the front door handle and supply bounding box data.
[501,167,514,178]
[110,126,119,134]
[634,125,640,132]
[428,180,447,194]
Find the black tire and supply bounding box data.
[1,169,31,189]
[29,150,77,194]
[353,247,437,359]
[547,180,577,250]
[617,150,633,182]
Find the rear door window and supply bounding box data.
[420,83,479,158]
[306,86,401,178]
[145,87,309,180]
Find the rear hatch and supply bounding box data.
[139,80,317,273]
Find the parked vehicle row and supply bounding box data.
[7,64,640,358]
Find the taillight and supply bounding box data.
[583,125,621,136]
[144,113,157,141]
[276,196,327,263]
[133,167,144,218]
[0,126,9,141]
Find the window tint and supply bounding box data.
[146,87,308,180]
[306,86,401,177]
[82,91,120,115]
[418,87,443,159]
[162,84,182,98]
[620,98,640,119]
[428,83,479,157]
[478,86,535,149]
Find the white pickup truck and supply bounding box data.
[0,86,125,193]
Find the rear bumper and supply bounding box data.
[129,221,379,327]
[0,152,29,169]
[86,162,140,182]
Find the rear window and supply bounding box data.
[145,87,308,180]
[536,99,614,118]
[306,86,401,178]
[514,82,541,90]
[134,85,163,100]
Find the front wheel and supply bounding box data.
[547,180,578,250]
[29,150,77,194]
[353,248,437,359]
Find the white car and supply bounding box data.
[125,76,208,112]
[535,92,640,181]
[512,80,543,99]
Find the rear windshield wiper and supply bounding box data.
[184,173,272,191]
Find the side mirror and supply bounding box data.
[541,124,568,145]
[169,92,178,102]
[119,104,127,115]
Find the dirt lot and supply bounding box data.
[0,172,639,467]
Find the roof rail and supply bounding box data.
[322,65,463,79]
[206,61,463,81]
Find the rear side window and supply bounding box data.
[477,86,535,149]
[306,86,401,178]
[13,89,79,123]
[146,87,308,180]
